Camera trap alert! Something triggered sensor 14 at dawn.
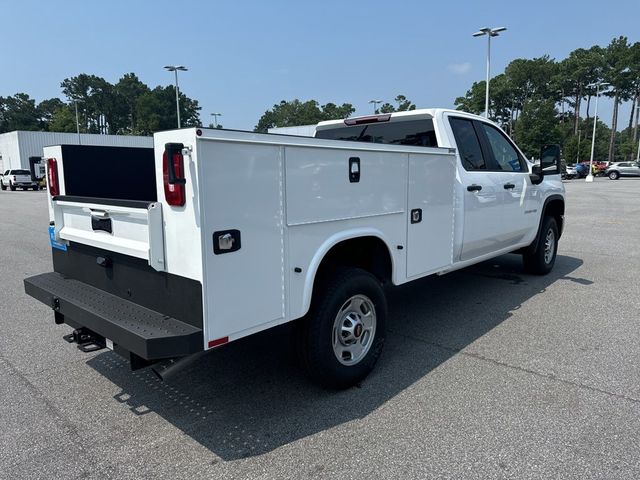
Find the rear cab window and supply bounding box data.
[316,119,438,148]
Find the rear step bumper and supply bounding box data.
[24,272,203,360]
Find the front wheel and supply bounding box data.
[0,181,6,191]
[523,216,559,275]
[297,268,387,389]
[609,171,619,180]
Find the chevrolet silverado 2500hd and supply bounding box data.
[24,109,564,388]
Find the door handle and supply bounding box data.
[466,184,482,192]
[503,183,515,189]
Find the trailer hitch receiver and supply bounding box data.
[63,327,106,353]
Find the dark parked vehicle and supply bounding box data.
[575,163,589,178]
[605,162,640,180]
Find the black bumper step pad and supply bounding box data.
[24,272,203,360]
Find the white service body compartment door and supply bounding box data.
[198,141,285,342]
[406,153,456,278]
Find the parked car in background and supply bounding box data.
[605,161,640,180]
[0,169,39,191]
[575,163,589,178]
[564,164,578,179]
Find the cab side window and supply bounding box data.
[449,118,486,170]
[479,123,524,172]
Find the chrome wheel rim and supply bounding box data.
[544,228,555,264]
[332,294,376,366]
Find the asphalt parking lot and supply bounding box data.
[1,178,639,479]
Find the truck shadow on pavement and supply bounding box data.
[87,253,585,461]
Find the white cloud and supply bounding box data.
[448,62,471,75]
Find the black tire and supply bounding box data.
[0,181,6,191]
[32,186,39,191]
[297,267,387,389]
[9,181,16,191]
[523,216,559,275]
[609,171,619,180]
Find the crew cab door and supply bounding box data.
[473,121,534,245]
[448,116,504,260]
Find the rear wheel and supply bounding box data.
[32,185,39,191]
[523,216,558,275]
[609,171,619,180]
[9,181,16,191]
[297,267,386,389]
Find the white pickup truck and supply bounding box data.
[24,109,565,388]
[1,169,40,191]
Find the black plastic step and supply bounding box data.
[24,272,203,360]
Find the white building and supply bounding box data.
[0,131,153,173]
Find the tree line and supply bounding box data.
[455,36,640,162]
[0,73,202,136]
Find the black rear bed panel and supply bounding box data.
[60,145,156,201]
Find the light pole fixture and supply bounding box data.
[368,99,383,114]
[70,98,84,145]
[164,65,188,128]
[472,26,507,118]
[210,112,222,128]
[585,81,610,183]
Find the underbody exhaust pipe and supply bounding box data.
[151,350,208,381]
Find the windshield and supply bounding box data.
[316,119,438,147]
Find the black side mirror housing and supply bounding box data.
[540,144,561,175]
[530,164,543,185]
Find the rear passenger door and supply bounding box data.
[448,117,506,261]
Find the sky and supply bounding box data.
[1,0,639,131]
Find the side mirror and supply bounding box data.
[530,164,543,185]
[540,144,561,175]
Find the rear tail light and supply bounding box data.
[163,143,186,206]
[47,158,60,196]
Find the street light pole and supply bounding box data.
[473,27,506,118]
[71,99,84,145]
[210,113,222,128]
[586,81,610,183]
[164,65,188,128]
[368,99,383,114]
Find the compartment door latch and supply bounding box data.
[213,229,241,254]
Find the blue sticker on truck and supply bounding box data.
[49,226,67,251]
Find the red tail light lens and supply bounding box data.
[47,158,60,196]
[163,148,186,206]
